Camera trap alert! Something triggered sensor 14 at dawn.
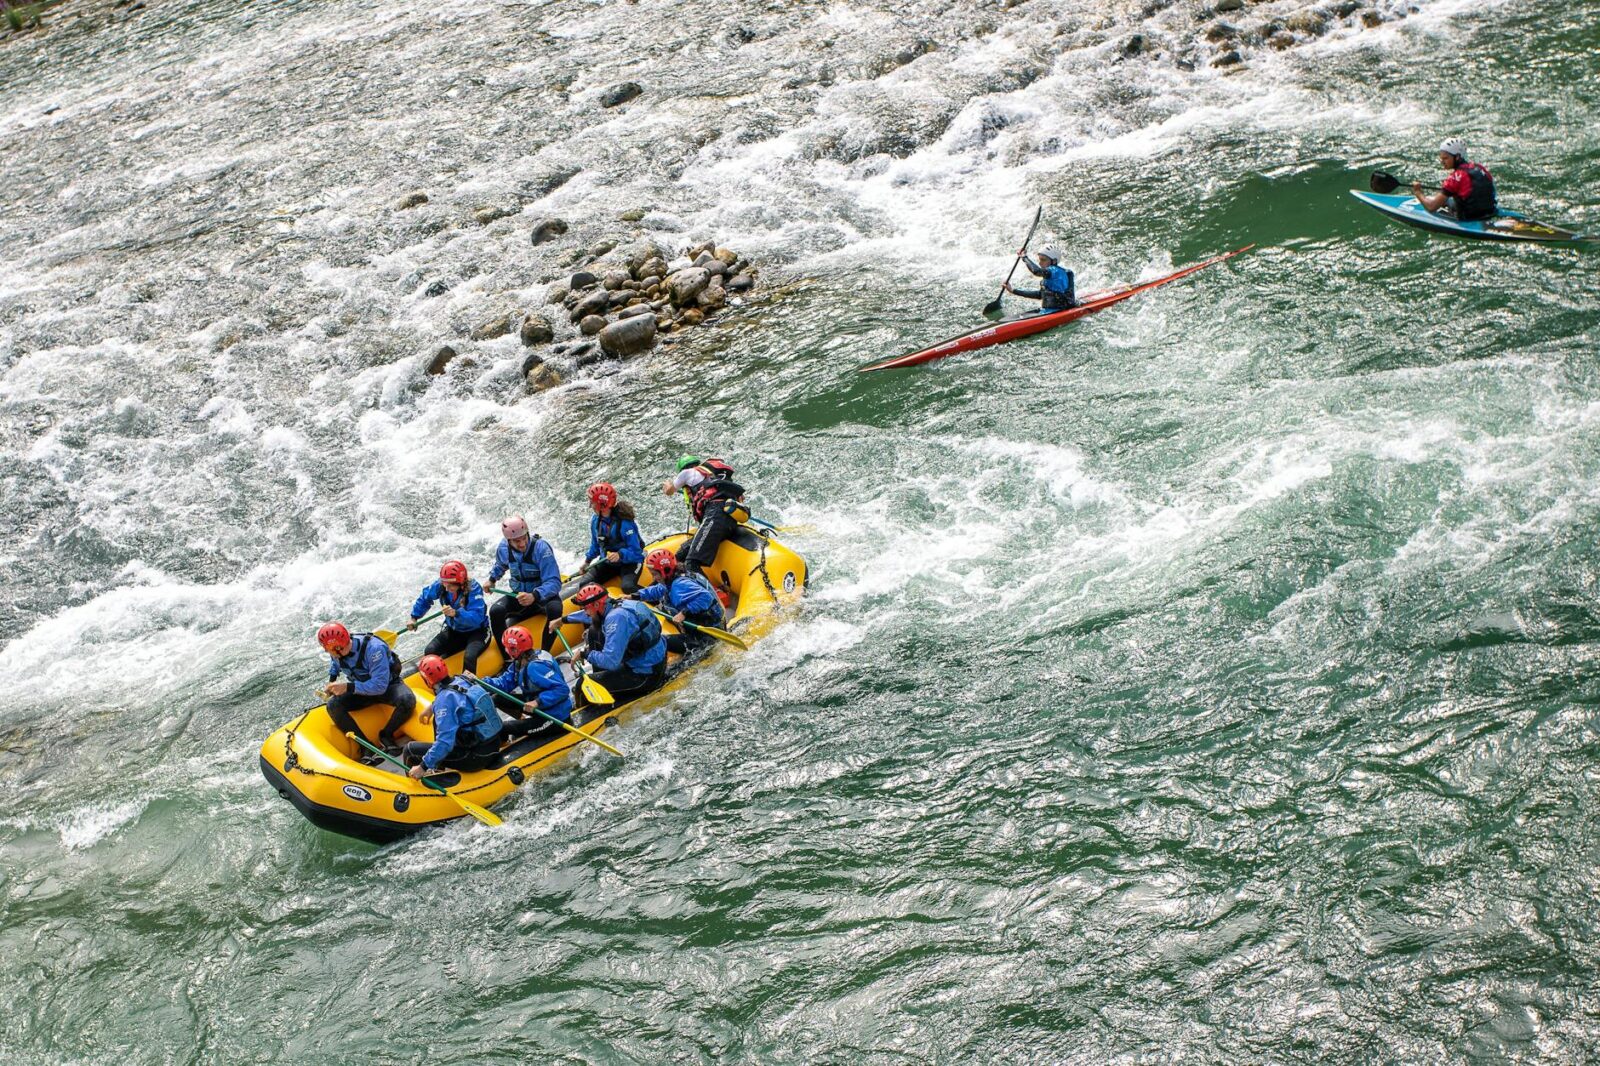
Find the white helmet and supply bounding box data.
[1038,245,1065,263]
[1438,137,1467,160]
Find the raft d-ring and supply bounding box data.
[507,766,525,786]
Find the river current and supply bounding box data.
[1,0,1598,1061]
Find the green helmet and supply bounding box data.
[676,454,702,472]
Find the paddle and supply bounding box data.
[746,515,815,536]
[983,204,1043,317]
[346,732,502,828]
[469,677,624,758]
[1371,171,1439,195]
[493,591,616,704]
[375,608,443,649]
[639,603,749,650]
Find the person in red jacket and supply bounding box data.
[1413,137,1497,222]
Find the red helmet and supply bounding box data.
[417,654,450,687]
[439,560,468,585]
[501,514,528,540]
[317,621,350,651]
[645,549,678,577]
[502,626,534,658]
[573,583,608,608]
[588,482,618,510]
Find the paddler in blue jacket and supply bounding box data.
[1003,245,1076,313]
[574,482,645,593]
[317,621,415,757]
[485,514,565,653]
[404,655,505,775]
[407,559,490,674]
[472,625,574,738]
[631,548,725,654]
[552,583,668,702]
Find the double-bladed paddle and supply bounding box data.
[983,204,1043,317]
[1370,171,1439,195]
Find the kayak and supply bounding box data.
[1349,190,1596,245]
[858,245,1254,373]
[260,526,807,844]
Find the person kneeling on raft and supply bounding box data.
[631,549,725,655]
[471,625,574,739]
[553,583,668,702]
[1003,244,1075,313]
[408,559,490,674]
[318,621,415,755]
[486,514,564,653]
[663,455,749,578]
[573,481,644,593]
[405,654,506,776]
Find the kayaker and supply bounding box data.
[317,621,415,756]
[407,559,490,674]
[404,655,505,776]
[631,549,725,654]
[661,455,749,576]
[574,482,645,593]
[472,625,574,738]
[1412,138,1497,222]
[552,583,668,701]
[485,514,564,653]
[1003,245,1076,313]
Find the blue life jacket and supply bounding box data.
[329,634,402,695]
[492,535,559,598]
[587,598,665,673]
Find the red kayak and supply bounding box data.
[858,245,1254,372]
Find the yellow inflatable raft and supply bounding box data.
[260,525,806,843]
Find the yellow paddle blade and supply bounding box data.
[563,719,624,758]
[374,629,399,648]
[689,623,748,650]
[449,795,503,827]
[579,671,614,705]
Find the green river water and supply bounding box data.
[1,0,1598,1061]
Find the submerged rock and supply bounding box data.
[527,364,562,392]
[474,205,516,225]
[426,345,458,375]
[531,218,569,245]
[470,315,514,341]
[395,191,429,209]
[599,82,644,108]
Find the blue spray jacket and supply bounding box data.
[411,579,488,632]
[565,599,666,674]
[636,572,722,623]
[1016,258,1076,310]
[586,513,644,567]
[422,679,503,769]
[488,536,561,600]
[485,651,573,722]
[327,634,401,697]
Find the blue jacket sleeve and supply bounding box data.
[411,581,439,622]
[586,516,601,564]
[488,542,509,584]
[586,609,635,672]
[560,609,588,626]
[533,538,561,600]
[636,583,668,605]
[617,521,644,565]
[485,662,518,695]
[328,656,340,683]
[354,639,392,696]
[423,691,460,769]
[449,582,487,631]
[528,660,573,716]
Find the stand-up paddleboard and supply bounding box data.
[859,245,1254,373]
[1349,190,1596,245]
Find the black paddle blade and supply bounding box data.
[1370,171,1403,194]
[981,296,1003,317]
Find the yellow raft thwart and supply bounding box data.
[260,526,807,843]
